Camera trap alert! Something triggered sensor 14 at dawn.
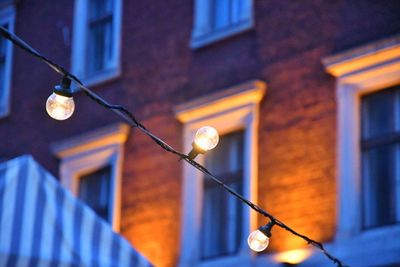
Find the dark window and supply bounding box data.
[86,0,114,75]
[361,85,400,228]
[201,130,244,259]
[0,0,14,6]
[0,22,8,97]
[209,0,248,32]
[78,165,112,222]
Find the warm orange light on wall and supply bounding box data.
[275,248,313,264]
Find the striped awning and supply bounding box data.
[0,155,152,267]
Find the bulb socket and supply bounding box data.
[54,76,73,97]
[187,142,207,160]
[258,221,275,238]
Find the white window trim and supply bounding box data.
[191,0,254,49]
[51,123,130,232]
[0,5,15,118]
[71,0,123,88]
[174,80,266,267]
[319,35,400,267]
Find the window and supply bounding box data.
[71,0,122,87]
[191,0,253,49]
[175,80,265,266]
[201,131,244,259]
[52,123,130,231]
[86,0,114,75]
[323,35,400,266]
[78,165,112,222]
[0,5,15,118]
[361,86,400,229]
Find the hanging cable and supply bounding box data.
[0,26,349,267]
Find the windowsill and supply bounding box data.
[185,253,253,267]
[0,108,9,120]
[190,20,254,50]
[72,67,121,91]
[192,250,314,267]
[299,224,400,266]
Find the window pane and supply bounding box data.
[201,180,242,259]
[361,86,400,228]
[210,0,248,31]
[0,23,8,99]
[86,0,114,75]
[231,0,244,23]
[0,35,6,57]
[213,0,230,30]
[362,145,397,228]
[362,89,396,139]
[205,131,244,175]
[87,20,113,74]
[0,62,4,96]
[89,0,113,20]
[78,166,112,222]
[201,131,244,259]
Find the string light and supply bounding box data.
[188,126,219,159]
[46,77,74,120]
[248,221,274,252]
[0,26,349,267]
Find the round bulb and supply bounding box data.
[248,230,270,252]
[194,126,219,152]
[46,92,75,120]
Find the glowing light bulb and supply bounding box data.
[248,229,270,252]
[194,126,219,152]
[46,92,75,120]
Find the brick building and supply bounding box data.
[0,0,399,266]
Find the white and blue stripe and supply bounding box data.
[0,155,152,267]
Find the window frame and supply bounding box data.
[175,80,266,267]
[71,0,123,87]
[52,123,130,232]
[191,0,254,49]
[0,5,15,118]
[321,35,400,266]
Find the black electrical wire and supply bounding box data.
[0,26,349,267]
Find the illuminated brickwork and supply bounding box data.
[121,115,182,267]
[258,48,337,252]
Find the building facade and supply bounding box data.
[0,0,399,266]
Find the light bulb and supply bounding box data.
[46,92,75,120]
[248,229,270,252]
[194,126,219,152]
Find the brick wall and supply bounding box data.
[0,0,399,266]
